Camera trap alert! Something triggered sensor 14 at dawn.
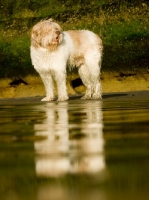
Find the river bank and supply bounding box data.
[0,71,149,99]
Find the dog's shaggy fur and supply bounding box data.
[30,19,103,101]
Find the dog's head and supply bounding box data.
[31,19,63,51]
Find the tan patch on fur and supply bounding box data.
[67,30,84,49]
[67,30,103,67]
[66,31,86,67]
[67,53,85,68]
[67,30,103,51]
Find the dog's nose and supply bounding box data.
[56,31,61,35]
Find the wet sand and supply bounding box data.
[0,90,149,105]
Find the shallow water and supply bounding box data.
[0,93,149,200]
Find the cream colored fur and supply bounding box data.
[30,19,103,101]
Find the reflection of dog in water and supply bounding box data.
[34,102,105,177]
[30,19,103,101]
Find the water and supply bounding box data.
[0,92,149,200]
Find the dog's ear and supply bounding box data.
[31,24,50,48]
[31,29,41,48]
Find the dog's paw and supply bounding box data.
[57,96,69,101]
[92,94,102,100]
[81,95,92,100]
[41,96,54,101]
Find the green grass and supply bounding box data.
[0,0,149,78]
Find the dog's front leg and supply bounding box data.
[55,71,69,101]
[40,73,55,101]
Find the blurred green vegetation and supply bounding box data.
[0,0,149,78]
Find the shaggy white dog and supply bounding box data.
[30,19,103,101]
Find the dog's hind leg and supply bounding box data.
[90,62,102,99]
[78,64,102,100]
[78,64,92,99]
[92,82,102,99]
[89,64,102,100]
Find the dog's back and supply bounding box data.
[65,30,102,52]
[63,30,103,68]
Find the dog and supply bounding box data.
[30,19,103,101]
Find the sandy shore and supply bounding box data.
[0,72,149,99]
[0,90,149,105]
